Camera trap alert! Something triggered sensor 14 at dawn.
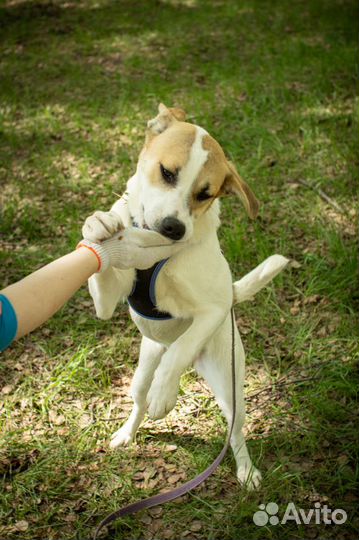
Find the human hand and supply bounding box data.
[79,210,186,272]
[114,227,186,270]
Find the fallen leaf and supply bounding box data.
[146,479,159,489]
[14,520,29,532]
[79,414,92,428]
[304,294,320,304]
[64,514,76,523]
[41,328,51,336]
[164,444,177,452]
[168,473,183,484]
[190,520,203,532]
[1,385,13,395]
[148,519,162,533]
[14,362,24,371]
[139,514,152,525]
[317,326,327,337]
[337,454,349,466]
[149,507,163,517]
[49,411,65,425]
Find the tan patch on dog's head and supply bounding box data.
[189,135,259,219]
[140,103,259,218]
[142,122,197,189]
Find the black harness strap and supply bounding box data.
[127,259,172,320]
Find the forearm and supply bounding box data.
[0,223,188,346]
[1,248,98,339]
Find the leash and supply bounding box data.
[91,308,237,540]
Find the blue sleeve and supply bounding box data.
[0,294,18,352]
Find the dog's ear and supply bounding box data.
[220,161,259,219]
[167,106,186,121]
[147,103,186,137]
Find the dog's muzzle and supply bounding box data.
[159,217,186,241]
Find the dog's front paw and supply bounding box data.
[110,425,135,448]
[237,464,262,491]
[147,375,179,420]
[82,210,123,243]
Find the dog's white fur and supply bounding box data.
[83,105,288,490]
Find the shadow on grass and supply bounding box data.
[1,0,356,240]
[1,0,356,117]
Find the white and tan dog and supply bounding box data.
[83,104,288,489]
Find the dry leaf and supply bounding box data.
[164,444,177,452]
[79,414,92,428]
[64,514,76,523]
[337,454,349,466]
[148,519,162,533]
[168,473,182,484]
[14,362,24,371]
[14,520,29,532]
[1,385,13,395]
[139,514,152,525]
[49,411,65,425]
[304,294,320,304]
[41,328,51,336]
[149,507,163,517]
[190,520,203,532]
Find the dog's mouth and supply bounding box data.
[133,215,187,242]
[130,213,151,231]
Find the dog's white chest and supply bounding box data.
[129,308,192,346]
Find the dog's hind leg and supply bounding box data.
[194,316,261,490]
[110,336,165,448]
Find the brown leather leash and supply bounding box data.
[91,308,237,539]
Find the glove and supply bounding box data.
[77,227,186,272]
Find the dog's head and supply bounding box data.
[127,104,259,241]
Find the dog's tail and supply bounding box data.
[233,255,289,305]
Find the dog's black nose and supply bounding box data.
[159,217,186,241]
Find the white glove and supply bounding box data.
[78,227,186,272]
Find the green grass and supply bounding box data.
[0,0,358,538]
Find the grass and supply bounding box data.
[0,0,358,538]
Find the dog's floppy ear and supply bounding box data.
[221,161,259,219]
[147,103,186,136]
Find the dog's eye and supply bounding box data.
[160,164,176,185]
[196,188,212,201]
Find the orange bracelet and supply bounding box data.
[76,242,102,272]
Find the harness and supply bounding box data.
[127,259,173,320]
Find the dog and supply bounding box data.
[82,104,288,489]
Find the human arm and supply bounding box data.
[1,247,98,341]
[0,225,186,348]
